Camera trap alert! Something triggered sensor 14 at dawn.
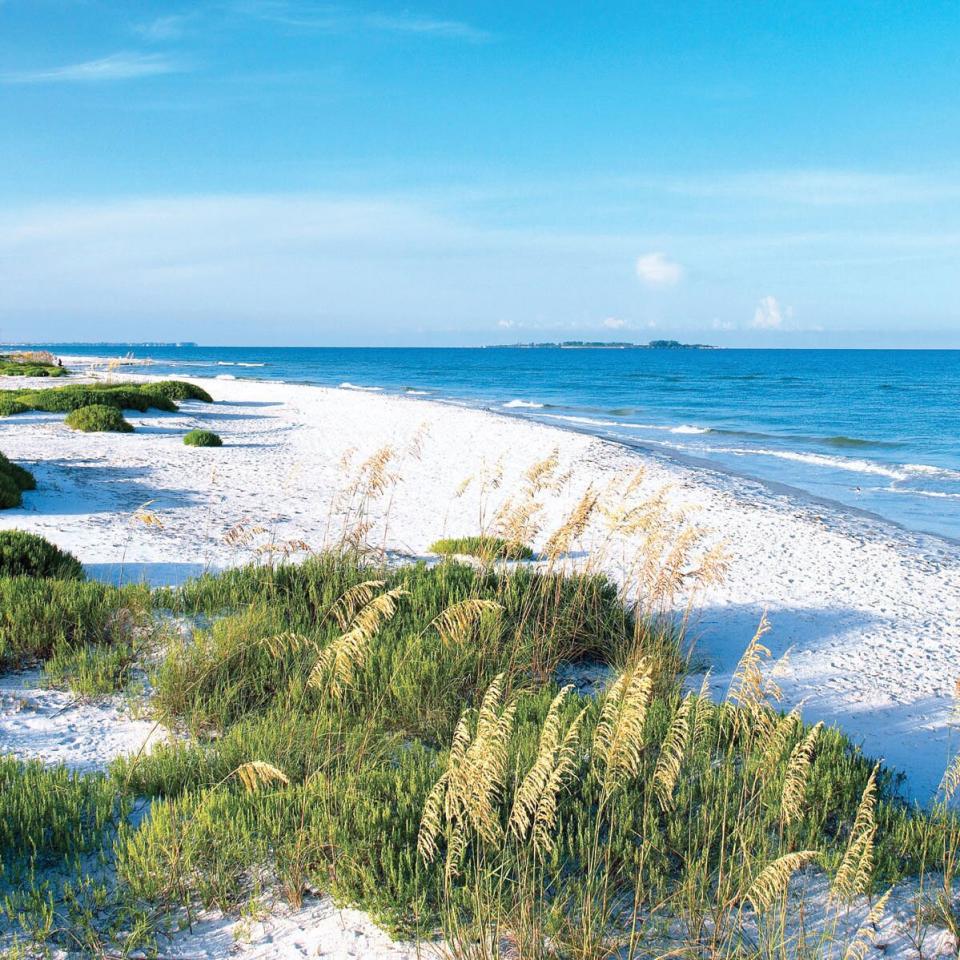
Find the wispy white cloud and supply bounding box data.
[752,295,790,329]
[2,52,183,84]
[232,1,490,41]
[635,251,682,287]
[134,14,195,41]
[603,316,627,329]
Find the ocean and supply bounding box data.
[32,344,960,542]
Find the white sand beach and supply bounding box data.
[1,366,958,804]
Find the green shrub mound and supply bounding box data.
[0,530,84,581]
[0,397,29,417]
[183,429,223,447]
[65,404,134,433]
[429,535,534,561]
[0,452,36,508]
[0,383,178,416]
[0,352,68,377]
[143,380,214,404]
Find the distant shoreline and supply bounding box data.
[485,339,717,350]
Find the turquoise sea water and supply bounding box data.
[31,345,960,541]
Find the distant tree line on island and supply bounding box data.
[486,339,717,350]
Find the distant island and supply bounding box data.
[485,339,717,350]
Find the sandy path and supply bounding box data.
[1,371,958,802]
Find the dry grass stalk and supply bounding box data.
[593,660,654,790]
[491,495,543,548]
[727,614,780,708]
[418,673,518,862]
[545,486,599,559]
[509,685,586,853]
[328,580,387,629]
[780,721,823,824]
[832,765,879,902]
[939,753,960,802]
[429,599,503,646]
[232,761,290,793]
[652,693,693,811]
[308,587,407,699]
[842,888,892,960]
[744,850,819,914]
[523,448,560,494]
[258,632,319,658]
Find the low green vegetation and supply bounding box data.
[0,379,211,419]
[429,535,534,561]
[0,530,84,583]
[183,429,223,447]
[0,452,35,509]
[142,380,213,404]
[64,403,134,433]
[1,546,958,956]
[0,351,68,378]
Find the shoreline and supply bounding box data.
[1,369,959,803]
[56,352,960,548]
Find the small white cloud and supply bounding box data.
[603,316,627,329]
[135,15,193,41]
[635,252,682,287]
[752,295,789,329]
[1,52,182,84]
[497,319,515,329]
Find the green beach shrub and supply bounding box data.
[0,397,28,416]
[143,380,213,403]
[0,530,84,581]
[0,576,150,670]
[0,352,68,377]
[0,472,22,509]
[429,535,534,561]
[0,383,178,417]
[65,403,133,433]
[183,429,223,447]
[0,451,36,492]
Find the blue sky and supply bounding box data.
[1,1,958,346]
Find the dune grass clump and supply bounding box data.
[142,380,213,404]
[183,429,223,447]
[0,574,150,671]
[0,530,84,582]
[429,535,534,561]
[0,382,178,416]
[0,351,68,377]
[65,403,134,433]
[0,451,35,508]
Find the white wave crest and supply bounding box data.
[503,399,544,409]
[339,382,383,391]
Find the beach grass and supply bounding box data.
[2,541,958,957]
[429,535,534,561]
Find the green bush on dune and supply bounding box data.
[143,380,213,404]
[0,530,84,581]
[0,352,68,377]
[64,404,134,433]
[0,380,212,420]
[183,429,223,447]
[429,534,534,561]
[0,452,35,508]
